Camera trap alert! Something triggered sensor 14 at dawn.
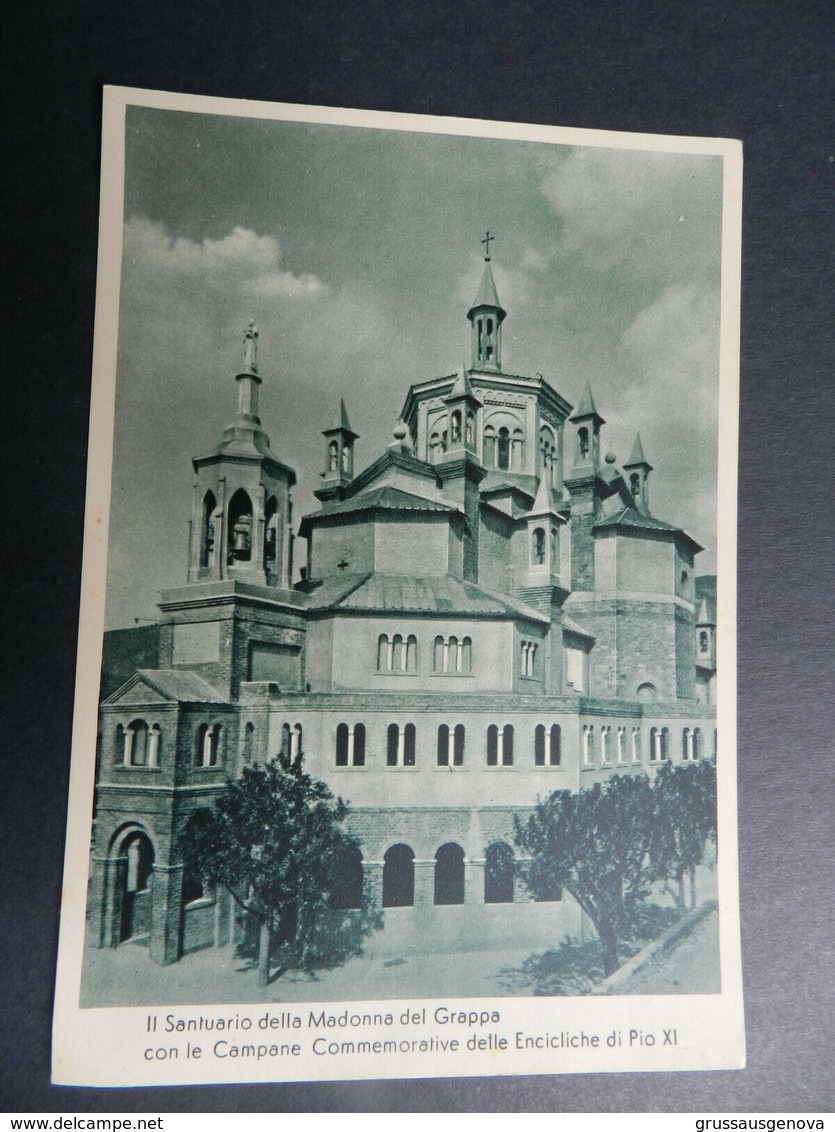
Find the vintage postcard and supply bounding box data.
[52,86,744,1086]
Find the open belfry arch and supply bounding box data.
[90,239,716,966]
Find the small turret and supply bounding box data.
[569,383,605,473]
[315,398,358,503]
[622,432,653,515]
[442,364,482,459]
[467,236,506,372]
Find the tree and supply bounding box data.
[648,759,717,911]
[515,774,656,976]
[179,750,374,986]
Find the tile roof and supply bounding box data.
[308,573,549,623]
[105,669,227,705]
[309,485,459,521]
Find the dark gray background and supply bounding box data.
[3,0,833,1112]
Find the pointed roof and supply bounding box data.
[446,364,481,404]
[696,597,711,624]
[467,261,506,320]
[528,471,560,516]
[323,397,358,438]
[570,382,605,424]
[623,432,652,469]
[102,669,228,707]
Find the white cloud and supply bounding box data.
[540,148,722,284]
[123,217,326,300]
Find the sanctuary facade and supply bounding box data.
[88,256,717,967]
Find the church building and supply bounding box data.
[88,252,717,967]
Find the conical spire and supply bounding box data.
[452,363,472,398]
[467,261,505,319]
[624,432,652,470]
[326,396,357,438]
[571,382,605,424]
[529,470,559,516]
[696,596,710,625]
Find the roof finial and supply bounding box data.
[481,230,495,261]
[242,319,259,376]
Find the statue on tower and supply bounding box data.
[243,319,259,375]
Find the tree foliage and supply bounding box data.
[179,751,377,986]
[516,761,717,977]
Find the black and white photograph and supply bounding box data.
[51,87,744,1087]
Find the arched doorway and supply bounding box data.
[434,843,465,905]
[119,830,154,943]
[382,844,415,907]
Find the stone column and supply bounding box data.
[362,861,384,910]
[464,859,485,906]
[413,860,435,908]
[97,855,127,948]
[149,862,184,967]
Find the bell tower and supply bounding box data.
[315,398,358,503]
[622,432,653,515]
[187,321,297,588]
[467,234,506,373]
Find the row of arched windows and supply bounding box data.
[484,424,524,471]
[377,634,418,673]
[580,724,708,766]
[520,640,538,677]
[334,722,562,768]
[375,634,474,674]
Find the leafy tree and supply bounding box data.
[648,759,717,911]
[179,751,375,986]
[515,774,656,976]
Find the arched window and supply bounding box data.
[195,723,222,767]
[341,443,351,474]
[540,427,557,486]
[477,318,484,361]
[433,635,444,672]
[227,489,253,563]
[582,724,594,766]
[453,723,465,766]
[461,637,472,674]
[148,724,161,768]
[660,727,669,760]
[486,723,499,766]
[497,427,510,470]
[512,428,525,469]
[502,723,514,765]
[114,724,125,765]
[328,440,339,471]
[616,726,627,765]
[126,720,149,767]
[682,726,691,760]
[391,634,403,672]
[535,723,561,766]
[650,726,668,762]
[382,844,414,907]
[404,722,416,766]
[450,410,462,443]
[483,425,496,466]
[532,526,546,566]
[699,630,709,653]
[336,722,365,766]
[600,725,611,764]
[124,832,154,894]
[484,842,514,904]
[242,721,254,764]
[437,724,465,766]
[466,411,475,445]
[637,682,657,703]
[378,634,389,671]
[263,497,279,572]
[406,635,417,671]
[692,727,702,759]
[630,472,641,498]
[330,844,364,910]
[520,640,538,677]
[631,726,642,763]
[386,722,399,766]
[200,491,216,568]
[434,843,465,905]
[578,427,590,460]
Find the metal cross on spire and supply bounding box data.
[481,231,495,261]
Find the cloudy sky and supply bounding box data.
[104,104,725,628]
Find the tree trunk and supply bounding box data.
[600,922,620,977]
[257,919,272,987]
[689,864,697,910]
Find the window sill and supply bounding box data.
[113,765,162,772]
[376,671,420,677]
[333,763,367,771]
[434,763,468,771]
[485,764,517,770]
